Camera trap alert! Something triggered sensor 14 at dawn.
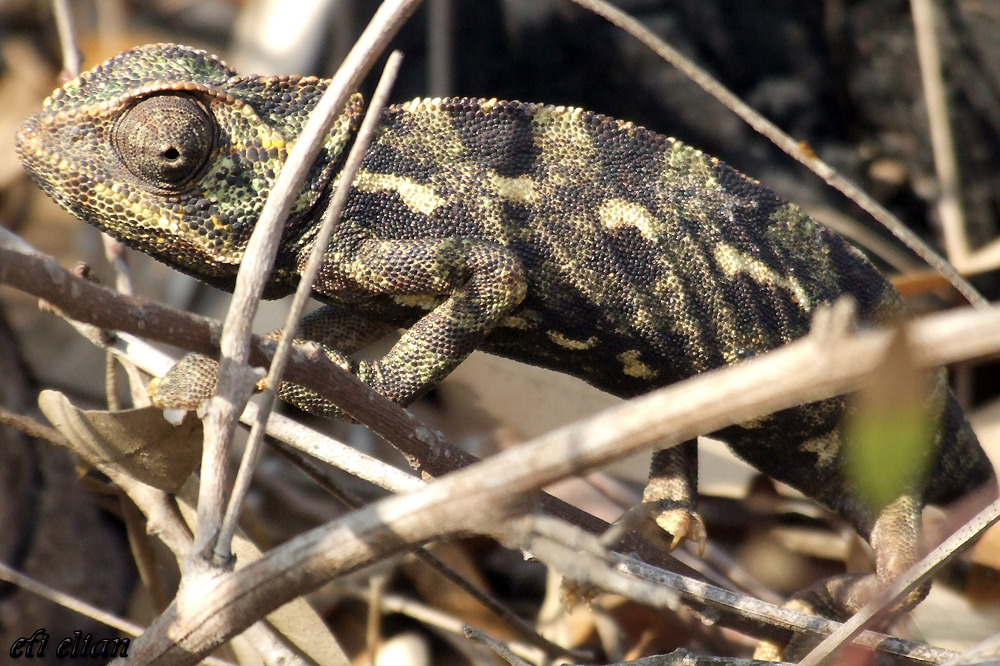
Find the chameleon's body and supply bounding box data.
[16,45,996,628]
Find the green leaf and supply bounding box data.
[842,330,938,513]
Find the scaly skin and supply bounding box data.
[16,45,997,638]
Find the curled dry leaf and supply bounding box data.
[37,389,202,492]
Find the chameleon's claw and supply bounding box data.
[652,506,708,556]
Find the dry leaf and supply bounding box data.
[38,389,202,492]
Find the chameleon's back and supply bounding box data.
[350,97,903,396]
[346,97,994,530]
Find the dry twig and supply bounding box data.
[192,0,428,569]
[216,50,404,564]
[567,0,986,307]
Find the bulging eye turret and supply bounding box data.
[113,93,215,190]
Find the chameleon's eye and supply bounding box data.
[113,94,215,190]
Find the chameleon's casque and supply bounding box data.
[17,44,996,633]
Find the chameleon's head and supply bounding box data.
[16,44,361,283]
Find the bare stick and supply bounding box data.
[8,234,1000,657]
[428,0,454,97]
[0,240,716,590]
[0,560,234,666]
[350,588,545,665]
[0,560,144,636]
[0,405,72,447]
[567,0,986,307]
[92,324,428,496]
[193,0,427,566]
[910,0,969,267]
[462,626,534,666]
[605,650,790,666]
[50,0,80,79]
[798,494,1000,666]
[215,51,405,563]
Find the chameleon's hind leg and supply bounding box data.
[149,306,396,413]
[754,493,928,660]
[642,440,707,553]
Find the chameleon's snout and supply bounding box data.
[15,113,61,190]
[14,115,42,172]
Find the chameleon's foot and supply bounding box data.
[649,504,707,555]
[148,353,219,410]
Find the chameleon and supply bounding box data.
[15,43,997,636]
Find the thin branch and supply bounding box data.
[238,623,309,666]
[798,493,1000,666]
[0,561,237,665]
[365,574,388,665]
[567,0,987,307]
[0,560,144,636]
[102,326,427,496]
[216,50,405,563]
[910,0,969,268]
[193,0,428,566]
[351,588,545,665]
[607,649,791,666]
[0,405,72,447]
[269,438,590,663]
[427,0,454,97]
[8,232,1000,660]
[462,626,534,666]
[50,0,80,79]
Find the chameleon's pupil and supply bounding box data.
[113,93,215,190]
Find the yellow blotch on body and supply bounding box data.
[800,429,840,468]
[547,331,598,350]
[599,199,661,240]
[618,350,658,380]
[393,294,442,310]
[353,171,445,216]
[714,244,810,307]
[501,316,529,330]
[490,173,536,204]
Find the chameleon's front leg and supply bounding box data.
[319,237,527,409]
[154,237,527,419]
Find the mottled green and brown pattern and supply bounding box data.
[17,44,995,628]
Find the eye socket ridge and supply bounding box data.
[112,92,217,191]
